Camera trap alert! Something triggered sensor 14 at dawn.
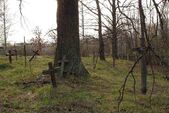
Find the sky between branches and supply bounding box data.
[7,0,56,43]
[3,0,165,44]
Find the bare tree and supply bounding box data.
[95,0,106,61]
[138,0,148,94]
[111,0,117,67]
[0,0,11,52]
[0,0,3,42]
[2,0,6,51]
[30,26,46,54]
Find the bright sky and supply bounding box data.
[4,0,139,44]
[5,0,162,44]
[7,0,57,43]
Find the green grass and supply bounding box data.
[0,56,169,113]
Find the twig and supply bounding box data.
[118,44,169,112]
[118,55,144,113]
[118,45,151,112]
[19,0,23,16]
[131,72,136,102]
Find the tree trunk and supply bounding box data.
[112,0,118,67]
[54,0,89,76]
[3,0,7,52]
[138,0,148,94]
[95,0,106,61]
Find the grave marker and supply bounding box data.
[42,62,60,88]
[57,56,69,76]
[6,50,14,63]
[29,50,39,62]
[42,57,69,88]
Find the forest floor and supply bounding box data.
[0,56,169,113]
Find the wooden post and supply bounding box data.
[48,62,57,88]
[8,50,12,64]
[24,37,27,67]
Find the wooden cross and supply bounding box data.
[6,50,14,64]
[29,50,39,62]
[57,56,69,76]
[42,57,69,87]
[42,62,60,88]
[13,43,18,60]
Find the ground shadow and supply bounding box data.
[0,64,13,71]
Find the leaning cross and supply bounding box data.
[42,62,60,88]
[29,50,39,62]
[6,50,14,64]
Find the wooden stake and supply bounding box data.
[24,37,27,67]
[7,50,12,64]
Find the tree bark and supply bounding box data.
[112,0,118,67]
[3,0,7,52]
[95,0,106,61]
[55,0,89,76]
[138,0,148,94]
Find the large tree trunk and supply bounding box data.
[138,0,148,94]
[95,0,106,61]
[54,0,89,76]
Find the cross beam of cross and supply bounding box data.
[29,50,39,62]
